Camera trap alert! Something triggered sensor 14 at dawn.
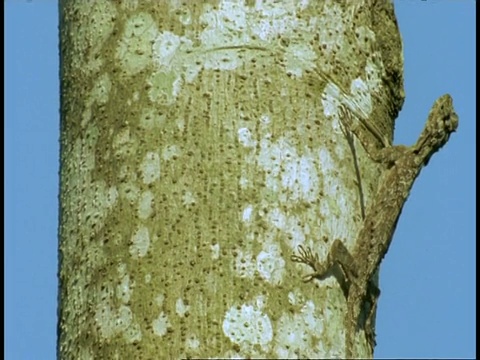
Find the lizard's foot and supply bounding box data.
[291,245,318,268]
[291,245,326,282]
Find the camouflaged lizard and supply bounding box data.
[291,94,458,358]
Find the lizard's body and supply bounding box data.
[291,95,458,358]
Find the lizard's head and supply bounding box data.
[414,94,458,161]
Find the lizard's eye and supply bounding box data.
[446,113,459,133]
[443,115,450,126]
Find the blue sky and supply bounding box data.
[5,1,475,359]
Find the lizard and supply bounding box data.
[291,94,458,358]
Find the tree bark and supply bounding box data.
[58,1,403,358]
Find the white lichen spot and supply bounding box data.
[139,108,166,129]
[282,155,319,202]
[116,13,157,75]
[95,303,133,339]
[260,114,271,125]
[145,273,151,283]
[267,207,287,229]
[152,312,171,337]
[120,182,140,204]
[138,191,154,219]
[363,59,382,91]
[112,128,135,158]
[72,2,116,73]
[155,293,165,306]
[141,152,160,184]
[283,43,317,77]
[254,295,267,310]
[81,74,114,127]
[67,135,119,236]
[233,250,256,279]
[104,186,118,208]
[354,25,376,53]
[147,70,182,106]
[318,147,335,174]
[120,0,137,10]
[177,9,192,25]
[151,27,201,80]
[149,31,194,102]
[210,242,220,260]
[123,322,142,343]
[237,127,257,148]
[117,263,127,275]
[257,137,288,178]
[175,298,190,317]
[77,347,94,360]
[81,107,92,128]
[181,191,196,207]
[287,290,306,306]
[266,209,306,249]
[319,179,343,222]
[256,243,286,285]
[92,73,112,104]
[142,1,320,91]
[152,31,183,69]
[273,300,326,358]
[118,164,135,182]
[257,136,319,203]
[317,3,347,54]
[199,2,249,48]
[238,174,250,189]
[242,205,254,223]
[222,303,273,350]
[204,49,242,71]
[129,226,150,258]
[162,144,181,161]
[95,303,116,338]
[175,117,185,132]
[113,128,129,146]
[185,335,200,350]
[132,91,140,102]
[250,2,310,41]
[116,306,133,332]
[116,272,132,303]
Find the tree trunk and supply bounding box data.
[58,1,403,358]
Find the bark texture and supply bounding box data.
[58,1,403,358]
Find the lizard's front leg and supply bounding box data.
[338,105,409,165]
[291,240,358,289]
[292,241,366,358]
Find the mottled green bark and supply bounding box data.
[58,1,403,358]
